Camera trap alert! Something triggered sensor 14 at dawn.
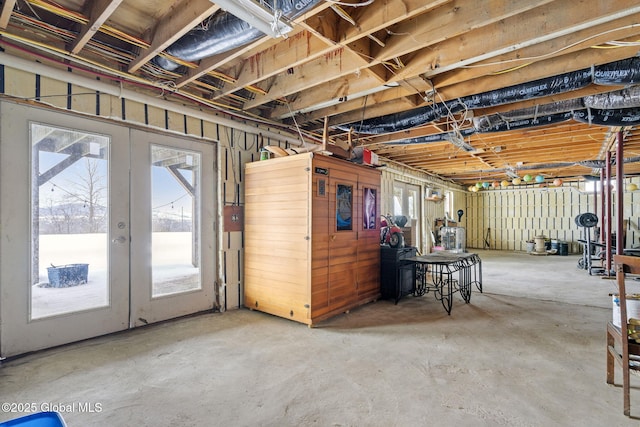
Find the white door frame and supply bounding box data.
[0,102,130,357]
[129,129,216,327]
[0,102,218,358]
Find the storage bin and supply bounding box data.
[47,264,89,287]
[0,411,66,426]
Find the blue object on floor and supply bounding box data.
[0,412,66,427]
[47,263,89,287]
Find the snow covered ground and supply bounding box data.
[32,232,199,319]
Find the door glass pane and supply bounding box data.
[393,187,403,216]
[336,184,353,231]
[151,145,201,297]
[31,123,110,319]
[408,187,420,219]
[363,188,376,230]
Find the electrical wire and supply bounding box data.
[24,0,149,48]
[153,193,190,210]
[0,35,322,145]
[283,96,308,146]
[462,24,640,69]
[324,0,375,7]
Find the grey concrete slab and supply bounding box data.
[1,250,639,426]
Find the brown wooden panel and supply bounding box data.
[244,244,309,260]
[245,152,381,325]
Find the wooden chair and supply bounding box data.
[607,254,640,416]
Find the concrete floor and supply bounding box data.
[2,250,640,426]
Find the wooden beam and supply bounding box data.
[175,0,446,89]
[392,0,640,81]
[326,97,423,128]
[69,0,124,54]
[128,0,219,73]
[282,85,415,124]
[0,0,16,29]
[245,0,551,114]
[375,0,554,64]
[210,30,333,100]
[242,49,374,110]
[433,13,640,89]
[318,26,638,129]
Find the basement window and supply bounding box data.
[584,181,617,193]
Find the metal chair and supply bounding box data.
[606,254,640,416]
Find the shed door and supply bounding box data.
[328,170,359,307]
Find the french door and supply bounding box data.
[129,129,215,327]
[0,102,216,357]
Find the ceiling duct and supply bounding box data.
[453,157,640,178]
[153,0,321,71]
[461,69,592,110]
[336,99,466,134]
[385,105,640,147]
[212,0,293,38]
[573,107,640,126]
[583,85,640,109]
[340,57,640,136]
[387,128,476,146]
[473,99,584,131]
[479,111,574,133]
[593,57,640,85]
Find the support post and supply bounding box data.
[616,131,624,257]
[605,151,612,274]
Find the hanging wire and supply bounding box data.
[324,0,375,7]
[47,182,107,211]
[153,192,189,210]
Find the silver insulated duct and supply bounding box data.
[154,0,321,71]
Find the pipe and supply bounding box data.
[336,99,466,134]
[616,131,624,262]
[462,68,592,109]
[598,169,604,245]
[583,86,640,109]
[479,111,574,133]
[594,56,640,85]
[154,0,321,71]
[573,107,640,126]
[605,150,612,274]
[473,99,584,130]
[0,52,306,146]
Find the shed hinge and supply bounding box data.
[304,236,310,240]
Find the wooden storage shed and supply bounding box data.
[244,152,381,325]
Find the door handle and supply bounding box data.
[112,235,127,244]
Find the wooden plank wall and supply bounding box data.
[465,180,640,253]
[244,154,312,323]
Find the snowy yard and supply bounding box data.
[32,232,199,319]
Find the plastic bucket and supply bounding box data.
[612,294,640,328]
